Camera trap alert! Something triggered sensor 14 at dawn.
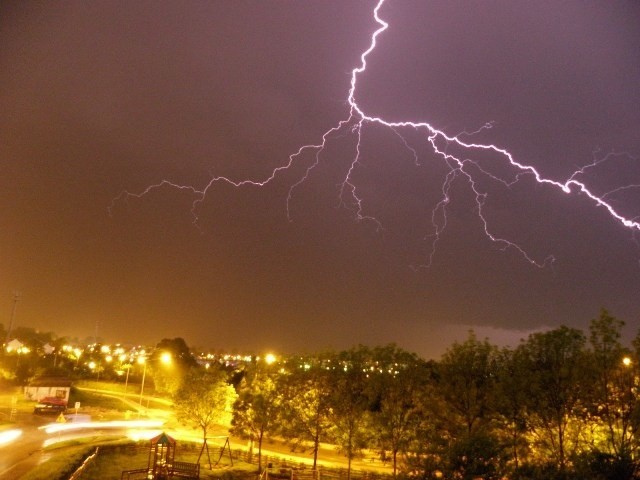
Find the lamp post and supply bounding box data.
[138,352,172,415]
[123,363,132,398]
[138,357,147,411]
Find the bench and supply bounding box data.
[120,468,149,480]
[171,461,200,479]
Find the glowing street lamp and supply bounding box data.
[160,352,172,365]
[138,352,172,413]
[74,348,83,367]
[623,356,632,367]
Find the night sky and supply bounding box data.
[2,1,639,358]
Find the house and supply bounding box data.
[5,338,24,352]
[24,376,72,404]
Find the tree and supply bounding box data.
[154,338,196,365]
[174,368,238,447]
[446,430,507,480]
[517,326,588,474]
[330,347,376,480]
[588,309,638,459]
[151,337,197,395]
[494,347,531,474]
[403,378,450,480]
[278,364,334,469]
[231,368,282,472]
[368,345,429,477]
[437,331,500,434]
[432,333,506,479]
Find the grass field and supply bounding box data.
[70,387,132,413]
[20,437,126,480]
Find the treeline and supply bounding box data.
[218,309,640,480]
[3,310,640,479]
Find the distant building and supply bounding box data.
[5,338,24,352]
[24,376,72,404]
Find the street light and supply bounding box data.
[138,356,147,410]
[138,352,172,414]
[123,363,132,398]
[160,352,172,365]
[74,348,83,368]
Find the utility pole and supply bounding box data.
[5,292,20,344]
[94,320,99,345]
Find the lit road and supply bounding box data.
[0,412,165,479]
[0,413,49,480]
[0,388,171,479]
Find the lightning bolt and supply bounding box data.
[111,0,640,268]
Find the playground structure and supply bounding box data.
[197,435,234,470]
[121,432,200,479]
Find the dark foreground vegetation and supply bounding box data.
[3,308,640,480]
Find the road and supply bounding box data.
[0,412,50,479]
[0,393,166,480]
[0,415,167,479]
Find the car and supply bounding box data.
[33,397,67,414]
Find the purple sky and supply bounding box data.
[2,1,639,358]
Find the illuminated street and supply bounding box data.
[0,413,48,479]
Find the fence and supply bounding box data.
[71,441,392,480]
[239,451,389,480]
[69,447,100,480]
